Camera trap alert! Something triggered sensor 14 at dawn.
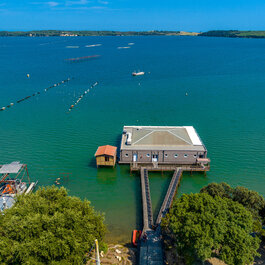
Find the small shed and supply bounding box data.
[95,145,117,167]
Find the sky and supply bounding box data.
[0,0,265,31]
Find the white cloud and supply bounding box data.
[47,1,59,7]
[31,1,59,7]
[66,0,90,5]
[90,5,106,9]
[98,0,108,4]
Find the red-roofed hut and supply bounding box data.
[95,145,117,167]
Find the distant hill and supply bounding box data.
[0,30,184,37]
[199,30,265,38]
[1,30,264,38]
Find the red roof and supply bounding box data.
[95,145,117,157]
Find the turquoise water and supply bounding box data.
[0,36,265,242]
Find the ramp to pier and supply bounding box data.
[155,167,182,225]
[140,167,153,232]
[139,167,182,265]
[139,228,163,265]
[139,167,163,265]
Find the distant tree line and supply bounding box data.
[162,182,265,265]
[1,30,265,38]
[199,30,265,38]
[0,30,180,37]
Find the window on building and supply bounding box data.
[184,154,188,158]
[174,154,178,158]
[165,154,168,157]
[199,154,204,158]
[146,154,150,157]
[193,154,197,158]
[105,156,110,162]
[125,153,129,157]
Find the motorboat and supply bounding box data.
[132,71,145,76]
[0,162,38,211]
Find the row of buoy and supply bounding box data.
[68,82,98,112]
[44,78,71,92]
[0,77,72,112]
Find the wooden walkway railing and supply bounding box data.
[155,167,182,225]
[131,163,209,172]
[140,168,153,232]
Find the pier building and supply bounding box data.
[119,126,210,172]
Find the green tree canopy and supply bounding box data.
[162,193,260,265]
[0,186,106,265]
[200,182,265,224]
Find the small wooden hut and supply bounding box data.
[95,145,117,167]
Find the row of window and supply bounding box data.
[124,153,198,158]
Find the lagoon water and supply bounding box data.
[0,36,265,242]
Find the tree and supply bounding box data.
[162,193,260,265]
[0,186,106,265]
[200,182,233,199]
[201,183,265,229]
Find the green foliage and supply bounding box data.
[162,193,260,265]
[0,186,106,265]
[199,30,265,38]
[200,182,233,199]
[201,183,265,227]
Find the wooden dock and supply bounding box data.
[140,168,153,232]
[139,167,183,265]
[155,168,182,225]
[139,166,163,264]
[131,162,209,173]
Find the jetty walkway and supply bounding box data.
[140,168,153,231]
[156,168,182,225]
[139,167,183,265]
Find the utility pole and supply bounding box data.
[95,239,100,265]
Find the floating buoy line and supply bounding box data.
[68,82,98,112]
[65,55,100,62]
[0,77,72,112]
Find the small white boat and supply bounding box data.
[132,71,145,76]
[85,44,102,48]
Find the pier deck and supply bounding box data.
[155,168,182,225]
[140,168,153,232]
[139,167,183,265]
[139,228,163,265]
[131,163,209,173]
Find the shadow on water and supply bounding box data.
[87,157,97,167]
[96,166,117,184]
[114,134,122,159]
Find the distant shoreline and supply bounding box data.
[0,30,198,37]
[1,30,265,38]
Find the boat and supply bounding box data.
[132,71,145,76]
[132,230,142,247]
[0,162,38,211]
[85,44,102,48]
